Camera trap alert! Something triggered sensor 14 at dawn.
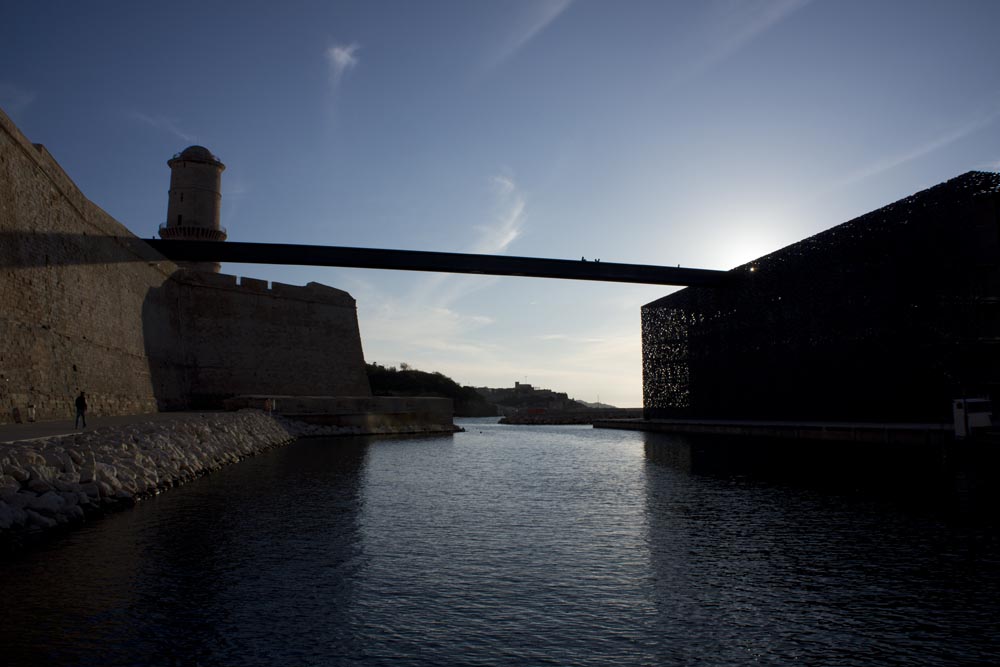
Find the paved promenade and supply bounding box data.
[0,412,217,444]
[593,417,955,444]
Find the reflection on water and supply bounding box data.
[642,432,1000,665]
[1,423,999,665]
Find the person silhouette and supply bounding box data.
[75,391,87,429]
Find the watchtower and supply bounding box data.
[159,145,226,272]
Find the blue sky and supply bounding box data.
[3,0,999,406]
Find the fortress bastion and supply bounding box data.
[0,107,371,423]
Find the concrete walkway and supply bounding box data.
[594,417,956,444]
[0,412,221,444]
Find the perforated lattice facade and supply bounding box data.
[642,172,1000,423]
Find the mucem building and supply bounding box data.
[642,171,1000,423]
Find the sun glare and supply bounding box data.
[708,220,792,270]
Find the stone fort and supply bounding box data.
[0,108,371,424]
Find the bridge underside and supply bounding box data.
[146,240,733,287]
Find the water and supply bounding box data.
[2,420,1000,666]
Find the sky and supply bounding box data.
[2,0,999,407]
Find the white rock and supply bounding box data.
[95,463,118,484]
[13,451,45,468]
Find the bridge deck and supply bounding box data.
[146,240,734,287]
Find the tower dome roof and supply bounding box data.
[170,145,223,166]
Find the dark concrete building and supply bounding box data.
[642,171,1000,423]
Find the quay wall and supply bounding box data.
[224,395,459,435]
[0,107,371,423]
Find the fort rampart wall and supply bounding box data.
[0,108,370,424]
[0,109,183,421]
[171,272,370,407]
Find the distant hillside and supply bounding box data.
[366,363,497,417]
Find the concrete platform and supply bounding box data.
[593,418,956,445]
[223,395,458,433]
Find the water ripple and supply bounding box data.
[2,423,999,665]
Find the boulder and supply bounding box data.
[27,477,55,494]
[0,474,21,498]
[79,465,97,484]
[29,491,66,516]
[7,491,34,510]
[24,509,57,529]
[95,463,118,485]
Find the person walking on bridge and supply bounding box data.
[75,391,87,429]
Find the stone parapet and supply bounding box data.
[170,272,356,307]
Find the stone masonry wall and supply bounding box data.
[0,108,187,423]
[173,272,371,407]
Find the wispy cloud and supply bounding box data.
[673,0,812,86]
[0,83,36,116]
[326,43,360,86]
[538,332,602,341]
[488,0,573,68]
[346,175,644,405]
[470,175,525,254]
[126,111,196,144]
[413,173,527,307]
[831,105,1000,190]
[354,174,529,369]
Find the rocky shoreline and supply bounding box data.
[0,410,457,550]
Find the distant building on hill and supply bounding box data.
[476,383,588,413]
